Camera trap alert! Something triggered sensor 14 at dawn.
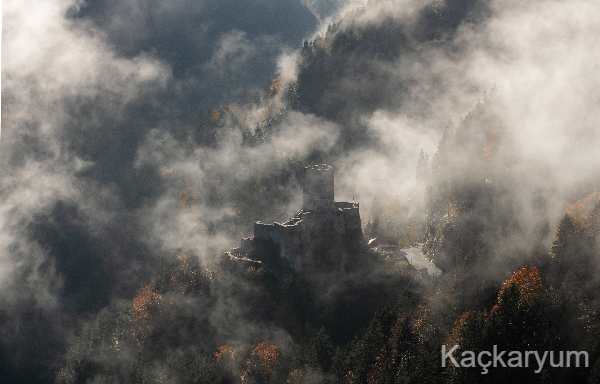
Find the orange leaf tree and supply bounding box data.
[244,341,280,383]
[178,188,198,210]
[448,266,557,381]
[493,265,546,310]
[130,284,166,346]
[489,266,553,350]
[215,345,235,361]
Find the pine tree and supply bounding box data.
[416,149,429,183]
[304,326,335,372]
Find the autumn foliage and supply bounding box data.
[444,310,476,348]
[270,76,282,97]
[367,348,386,384]
[178,188,198,210]
[564,192,600,235]
[245,341,280,383]
[131,284,165,345]
[493,265,546,310]
[215,345,236,361]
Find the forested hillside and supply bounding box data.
[56,3,600,381]
[2,0,599,383]
[56,89,600,382]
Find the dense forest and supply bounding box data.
[54,88,600,382]
[54,2,600,381]
[2,0,600,383]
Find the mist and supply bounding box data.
[2,0,600,381]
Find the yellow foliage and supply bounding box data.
[202,267,220,282]
[343,370,356,384]
[246,266,265,277]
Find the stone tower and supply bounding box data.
[230,163,362,274]
[303,164,334,212]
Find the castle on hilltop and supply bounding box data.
[230,164,362,274]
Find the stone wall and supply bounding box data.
[254,222,274,240]
[333,202,361,234]
[241,165,364,275]
[252,219,303,272]
[303,164,334,212]
[342,204,361,230]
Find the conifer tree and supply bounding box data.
[305,326,335,372]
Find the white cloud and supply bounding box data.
[0,0,173,307]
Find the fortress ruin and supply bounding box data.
[230,164,362,273]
